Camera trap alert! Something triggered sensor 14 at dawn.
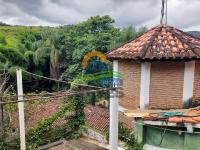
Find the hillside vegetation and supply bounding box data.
[0,26,43,69]
[0,16,147,91]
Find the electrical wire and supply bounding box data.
[0,87,118,104]
[0,90,65,99]
[0,84,122,99]
[22,69,103,89]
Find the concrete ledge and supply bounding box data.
[38,139,64,150]
[143,120,200,132]
[143,144,175,150]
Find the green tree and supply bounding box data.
[34,28,64,79]
[110,26,147,50]
[61,15,119,81]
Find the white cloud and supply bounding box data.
[0,0,200,30]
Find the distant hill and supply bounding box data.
[0,26,43,49]
[0,21,10,26]
[187,31,200,38]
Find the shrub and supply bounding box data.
[106,123,143,150]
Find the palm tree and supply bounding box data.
[33,29,62,79]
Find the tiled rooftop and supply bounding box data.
[168,109,200,123]
[143,108,200,124]
[84,105,133,132]
[107,25,200,61]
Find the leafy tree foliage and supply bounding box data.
[33,28,64,79]
[0,16,146,91]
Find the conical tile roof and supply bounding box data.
[106,25,200,61]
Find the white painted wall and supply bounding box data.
[183,61,195,103]
[140,62,151,109]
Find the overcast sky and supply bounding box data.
[0,0,200,31]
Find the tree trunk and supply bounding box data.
[50,64,60,79]
[91,93,96,106]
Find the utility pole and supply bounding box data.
[16,69,26,150]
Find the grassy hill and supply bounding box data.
[0,26,42,49]
[0,26,44,70]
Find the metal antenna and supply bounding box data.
[165,0,168,24]
[160,0,168,25]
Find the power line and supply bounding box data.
[0,89,70,99]
[0,87,118,104]
[0,84,122,99]
[22,69,103,89]
[1,69,104,89]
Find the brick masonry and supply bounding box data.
[118,61,196,109]
[149,62,184,109]
[193,61,200,98]
[118,60,141,109]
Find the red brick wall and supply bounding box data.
[193,61,200,98]
[118,61,187,109]
[149,62,184,109]
[118,60,141,109]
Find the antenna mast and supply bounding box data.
[160,0,168,25]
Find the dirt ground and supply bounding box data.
[47,138,108,150]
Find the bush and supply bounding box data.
[106,123,143,150]
[26,102,73,147]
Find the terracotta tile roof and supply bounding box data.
[84,105,134,132]
[143,109,200,124]
[10,100,64,129]
[84,105,109,132]
[168,109,200,124]
[107,25,200,61]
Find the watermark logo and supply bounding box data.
[81,50,122,86]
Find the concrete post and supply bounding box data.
[17,69,26,150]
[109,90,118,150]
[109,60,119,150]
